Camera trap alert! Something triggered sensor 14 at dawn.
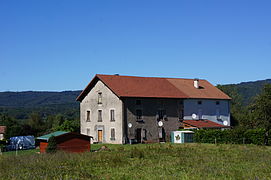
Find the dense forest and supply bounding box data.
[0,91,81,138]
[0,79,271,139]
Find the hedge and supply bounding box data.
[193,128,270,145]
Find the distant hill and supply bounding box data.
[0,91,82,120]
[219,79,271,105]
[0,91,81,107]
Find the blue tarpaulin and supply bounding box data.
[6,136,35,151]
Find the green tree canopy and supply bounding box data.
[251,84,271,145]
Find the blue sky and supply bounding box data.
[0,0,271,91]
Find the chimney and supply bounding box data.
[194,78,199,89]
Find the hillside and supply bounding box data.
[0,91,82,120]
[220,79,271,105]
[0,91,81,107]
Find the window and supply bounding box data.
[136,109,142,120]
[179,109,184,119]
[216,109,220,119]
[110,109,115,121]
[143,129,147,140]
[216,101,220,105]
[158,109,166,120]
[98,110,102,122]
[86,128,90,136]
[198,109,202,119]
[198,101,202,105]
[136,100,141,105]
[110,128,115,140]
[98,92,102,104]
[86,110,90,122]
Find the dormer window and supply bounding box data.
[98,92,102,104]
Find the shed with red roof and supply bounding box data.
[37,131,91,153]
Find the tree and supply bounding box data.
[46,136,57,153]
[217,84,249,127]
[28,112,43,134]
[55,119,80,132]
[251,84,271,145]
[52,114,65,130]
[0,114,21,138]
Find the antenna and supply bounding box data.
[192,113,197,120]
[158,121,163,127]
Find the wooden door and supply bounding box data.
[98,130,103,143]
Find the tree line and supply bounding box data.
[0,111,79,138]
[217,83,271,145]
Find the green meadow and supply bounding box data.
[1,143,271,179]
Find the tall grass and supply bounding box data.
[0,143,271,179]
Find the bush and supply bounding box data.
[46,136,57,153]
[194,128,269,145]
[244,129,265,145]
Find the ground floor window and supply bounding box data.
[110,128,115,140]
[86,128,90,136]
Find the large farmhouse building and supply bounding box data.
[77,74,231,144]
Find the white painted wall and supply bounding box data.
[183,99,230,126]
[0,134,4,140]
[80,80,123,144]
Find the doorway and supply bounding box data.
[98,130,103,143]
[159,127,166,142]
[136,128,142,143]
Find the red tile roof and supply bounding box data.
[183,120,229,129]
[0,126,6,134]
[76,74,231,101]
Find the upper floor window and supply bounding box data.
[158,109,166,120]
[98,110,102,122]
[136,100,141,105]
[216,101,220,105]
[198,101,202,105]
[110,109,115,122]
[86,110,90,122]
[136,109,142,120]
[98,92,102,104]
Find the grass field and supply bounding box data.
[0,143,271,179]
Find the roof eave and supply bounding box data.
[76,75,100,102]
[76,74,121,102]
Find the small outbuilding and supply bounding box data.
[37,131,91,153]
[0,126,6,140]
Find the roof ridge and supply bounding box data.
[97,74,205,81]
